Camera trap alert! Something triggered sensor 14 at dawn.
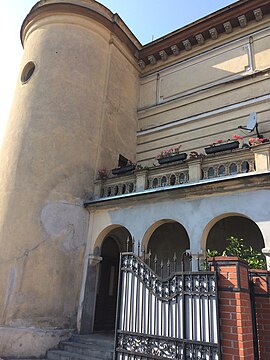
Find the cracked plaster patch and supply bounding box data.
[41,201,88,251]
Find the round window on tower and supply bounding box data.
[21,61,36,83]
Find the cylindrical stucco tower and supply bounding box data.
[0,1,140,356]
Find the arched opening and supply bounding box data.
[93,227,131,332]
[94,236,119,331]
[206,215,265,254]
[147,221,190,274]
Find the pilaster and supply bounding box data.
[252,144,270,172]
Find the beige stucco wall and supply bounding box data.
[0,3,139,357]
[1,0,270,357]
[137,21,270,166]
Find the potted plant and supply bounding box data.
[204,135,242,155]
[112,160,136,175]
[189,151,204,159]
[156,145,187,164]
[249,137,269,146]
[96,168,109,180]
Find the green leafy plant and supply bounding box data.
[207,236,266,270]
[206,249,221,258]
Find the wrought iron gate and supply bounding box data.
[114,252,221,359]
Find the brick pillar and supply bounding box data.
[249,270,270,359]
[208,257,255,360]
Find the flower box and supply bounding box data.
[204,141,239,155]
[112,164,136,175]
[157,153,187,165]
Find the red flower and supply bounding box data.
[232,134,243,140]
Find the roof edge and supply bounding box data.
[21,1,142,55]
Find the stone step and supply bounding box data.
[47,349,111,360]
[46,333,114,360]
[3,333,115,360]
[70,333,114,347]
[60,341,113,358]
[47,350,92,360]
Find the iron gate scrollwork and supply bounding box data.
[114,253,221,359]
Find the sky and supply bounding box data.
[0,0,235,145]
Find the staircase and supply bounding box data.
[46,332,114,360]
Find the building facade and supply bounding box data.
[1,0,270,357]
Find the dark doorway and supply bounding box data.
[147,221,190,273]
[94,236,120,331]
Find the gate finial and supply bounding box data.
[160,259,164,278]
[137,240,141,256]
[148,249,152,266]
[132,236,135,253]
[142,247,146,260]
[154,254,158,273]
[173,252,177,272]
[167,259,171,277]
[126,237,130,252]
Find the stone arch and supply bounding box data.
[93,224,132,254]
[81,224,131,334]
[141,219,184,249]
[94,225,132,331]
[202,213,265,254]
[143,219,190,271]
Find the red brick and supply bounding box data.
[223,333,239,341]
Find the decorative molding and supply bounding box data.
[137,0,270,68]
[88,255,103,266]
[148,55,157,65]
[85,170,270,207]
[159,50,168,61]
[195,34,205,45]
[262,248,270,270]
[138,59,146,69]
[134,4,269,68]
[171,44,180,55]
[137,93,270,136]
[223,21,233,34]
[183,39,192,51]
[155,41,253,104]
[209,28,218,40]
[254,8,263,21]
[238,14,247,28]
[134,50,140,59]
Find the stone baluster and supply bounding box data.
[252,144,270,172]
[188,158,203,182]
[135,169,149,192]
[93,180,103,199]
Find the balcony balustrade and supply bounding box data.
[94,145,270,199]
